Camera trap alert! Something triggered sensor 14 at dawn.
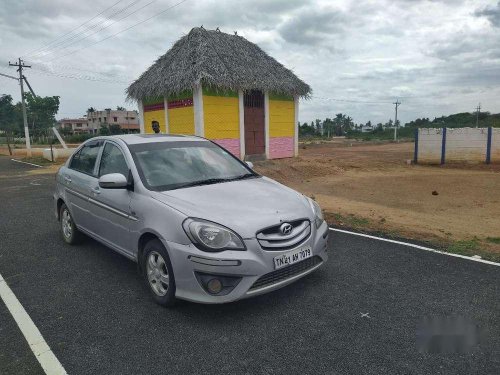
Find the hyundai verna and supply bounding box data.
[54,135,329,306]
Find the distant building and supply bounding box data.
[58,109,140,134]
[58,118,91,134]
[87,109,139,133]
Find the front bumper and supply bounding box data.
[165,221,330,304]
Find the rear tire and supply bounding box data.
[142,239,177,307]
[60,203,82,245]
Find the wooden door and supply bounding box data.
[244,90,265,156]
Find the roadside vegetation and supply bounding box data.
[299,111,500,142]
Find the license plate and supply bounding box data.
[273,246,312,270]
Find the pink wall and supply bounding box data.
[213,138,240,157]
[269,137,294,159]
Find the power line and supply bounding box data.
[22,0,127,57]
[27,0,146,59]
[29,62,134,81]
[0,71,19,81]
[29,69,130,84]
[312,95,393,104]
[43,0,190,63]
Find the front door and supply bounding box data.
[244,90,265,156]
[89,141,133,256]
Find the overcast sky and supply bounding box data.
[1,0,500,125]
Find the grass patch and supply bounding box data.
[486,237,500,245]
[328,212,370,228]
[446,239,480,256]
[445,239,500,263]
[17,157,56,166]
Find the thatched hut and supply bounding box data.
[127,27,311,159]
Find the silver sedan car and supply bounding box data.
[54,135,329,306]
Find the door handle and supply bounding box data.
[92,186,101,194]
[64,175,72,183]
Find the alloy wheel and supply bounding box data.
[146,251,170,297]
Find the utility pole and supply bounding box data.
[475,103,481,128]
[393,99,401,141]
[9,58,32,157]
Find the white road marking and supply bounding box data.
[329,228,500,267]
[0,273,67,375]
[10,159,44,168]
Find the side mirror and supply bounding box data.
[99,173,128,189]
[246,161,254,169]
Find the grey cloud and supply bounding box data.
[475,1,500,27]
[278,8,346,47]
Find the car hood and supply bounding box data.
[151,176,313,238]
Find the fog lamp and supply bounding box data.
[207,278,223,294]
[195,272,242,296]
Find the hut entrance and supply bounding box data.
[244,90,265,156]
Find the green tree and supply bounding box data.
[99,124,110,135]
[109,124,122,135]
[0,95,19,154]
[24,93,60,134]
[87,107,95,113]
[116,106,125,111]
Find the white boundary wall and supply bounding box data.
[418,128,442,163]
[417,127,499,164]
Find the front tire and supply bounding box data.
[60,203,82,245]
[142,239,176,307]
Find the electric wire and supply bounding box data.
[22,0,128,58]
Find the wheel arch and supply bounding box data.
[137,231,165,272]
[56,198,66,221]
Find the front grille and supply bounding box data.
[249,256,322,291]
[257,219,311,250]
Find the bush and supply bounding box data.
[64,133,95,143]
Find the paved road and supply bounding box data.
[0,156,499,375]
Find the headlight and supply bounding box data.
[308,198,324,229]
[182,218,246,252]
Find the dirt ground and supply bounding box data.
[3,140,499,260]
[254,141,500,260]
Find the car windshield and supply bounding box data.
[128,140,257,191]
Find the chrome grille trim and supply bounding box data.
[247,256,323,293]
[257,219,311,250]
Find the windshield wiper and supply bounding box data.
[171,174,257,190]
[227,173,257,181]
[171,178,232,190]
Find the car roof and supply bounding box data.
[95,134,209,145]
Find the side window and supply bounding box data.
[69,142,101,175]
[99,143,129,178]
[69,149,82,170]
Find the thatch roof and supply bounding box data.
[127,27,311,101]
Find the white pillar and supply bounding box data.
[294,96,299,157]
[163,96,169,134]
[264,91,270,159]
[193,84,204,137]
[138,100,144,134]
[238,90,245,159]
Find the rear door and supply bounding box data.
[63,140,102,233]
[88,141,133,255]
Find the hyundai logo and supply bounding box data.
[280,223,293,235]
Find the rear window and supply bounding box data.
[70,141,102,175]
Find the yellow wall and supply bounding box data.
[269,99,295,137]
[203,94,239,139]
[169,106,195,135]
[143,109,166,134]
